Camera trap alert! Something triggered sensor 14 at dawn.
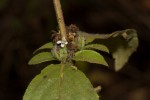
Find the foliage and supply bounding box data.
[23,0,138,99]
[24,25,138,99]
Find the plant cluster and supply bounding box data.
[23,0,138,100]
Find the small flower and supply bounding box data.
[57,40,68,47]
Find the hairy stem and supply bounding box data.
[53,0,67,41]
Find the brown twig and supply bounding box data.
[53,0,67,41]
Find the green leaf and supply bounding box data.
[23,64,99,100]
[33,42,53,54]
[84,44,109,53]
[28,52,56,65]
[73,50,108,66]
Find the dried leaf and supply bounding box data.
[112,29,138,70]
[79,29,138,71]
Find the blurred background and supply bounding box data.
[0,0,150,100]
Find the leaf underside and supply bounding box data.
[112,30,138,70]
[23,64,99,100]
[73,50,108,66]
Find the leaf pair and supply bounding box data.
[29,42,109,66]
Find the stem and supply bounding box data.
[60,63,64,78]
[53,0,67,41]
[57,63,64,99]
[53,1,66,97]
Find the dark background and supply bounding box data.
[0,0,150,100]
